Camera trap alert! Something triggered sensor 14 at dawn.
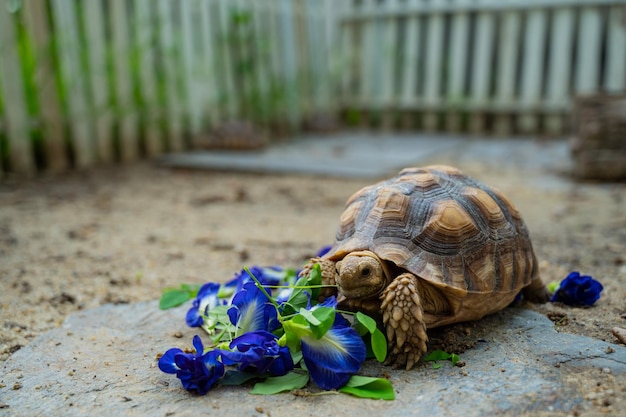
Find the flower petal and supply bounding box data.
[550,272,603,306]
[186,283,221,327]
[228,282,278,333]
[300,316,366,390]
[158,348,182,374]
[221,330,294,376]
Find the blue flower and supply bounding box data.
[296,305,366,390]
[316,245,333,257]
[221,330,294,376]
[551,272,603,306]
[158,335,224,395]
[225,266,285,292]
[228,282,279,334]
[186,283,223,328]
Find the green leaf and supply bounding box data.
[339,376,395,400]
[307,263,322,299]
[370,328,387,362]
[220,370,258,386]
[158,284,200,309]
[354,312,386,362]
[310,307,335,339]
[298,307,321,326]
[355,312,377,334]
[423,349,460,368]
[250,372,309,395]
[283,276,312,315]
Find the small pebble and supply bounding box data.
[12,383,22,390]
[602,367,611,374]
[173,331,183,339]
[605,346,615,354]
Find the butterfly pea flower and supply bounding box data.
[225,266,286,292]
[158,335,224,395]
[551,271,603,306]
[300,314,366,390]
[316,245,333,258]
[221,330,294,376]
[284,296,366,390]
[228,282,279,334]
[186,283,224,328]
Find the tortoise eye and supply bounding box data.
[360,267,371,277]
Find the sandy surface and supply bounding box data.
[1,149,626,371]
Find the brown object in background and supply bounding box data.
[570,93,626,181]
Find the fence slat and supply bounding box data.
[399,0,420,112]
[379,0,398,114]
[493,9,521,136]
[575,6,603,94]
[83,0,113,164]
[157,0,185,150]
[278,0,300,128]
[518,8,548,134]
[604,5,626,92]
[358,0,377,108]
[215,0,238,120]
[50,0,94,168]
[468,6,495,134]
[134,0,162,156]
[446,0,472,132]
[180,0,201,138]
[0,6,33,175]
[197,0,219,128]
[545,4,575,135]
[22,0,67,173]
[423,0,446,131]
[111,0,139,160]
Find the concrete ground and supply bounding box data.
[1,133,625,416]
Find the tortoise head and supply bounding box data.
[336,251,388,300]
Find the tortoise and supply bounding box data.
[302,165,550,370]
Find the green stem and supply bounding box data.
[245,266,280,310]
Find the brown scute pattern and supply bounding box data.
[329,165,537,294]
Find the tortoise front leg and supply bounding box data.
[299,257,338,300]
[380,273,428,370]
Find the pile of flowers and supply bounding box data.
[157,264,393,399]
[157,254,603,398]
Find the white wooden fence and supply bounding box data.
[0,0,337,176]
[1,0,625,176]
[337,0,626,134]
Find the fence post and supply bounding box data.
[493,8,521,136]
[0,5,34,175]
[545,3,575,136]
[518,8,548,134]
[83,0,113,164]
[468,3,495,135]
[446,0,472,133]
[603,4,626,93]
[134,0,163,156]
[23,0,68,173]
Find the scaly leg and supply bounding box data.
[380,273,428,370]
[299,257,338,300]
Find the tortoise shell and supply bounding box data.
[325,165,537,310]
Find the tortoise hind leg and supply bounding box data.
[522,275,550,303]
[380,273,428,370]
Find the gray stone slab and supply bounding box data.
[158,133,571,180]
[160,133,465,178]
[2,301,625,417]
